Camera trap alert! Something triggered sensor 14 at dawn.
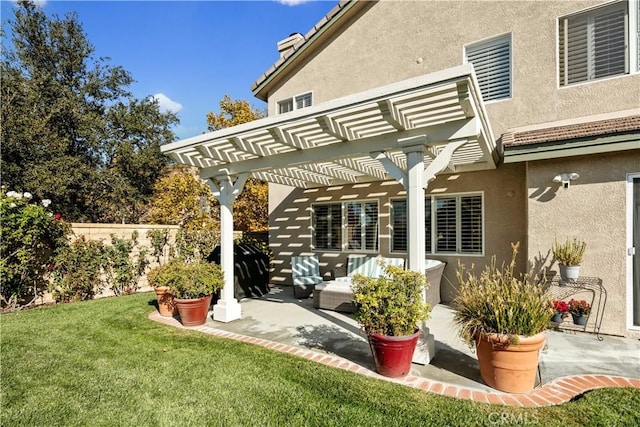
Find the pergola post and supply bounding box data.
[205,173,248,323]
[404,146,426,274]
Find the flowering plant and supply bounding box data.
[552,300,570,314]
[1,190,69,310]
[568,299,591,316]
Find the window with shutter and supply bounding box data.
[278,99,293,114]
[391,200,407,252]
[277,92,312,114]
[391,195,478,255]
[435,197,458,253]
[559,2,628,86]
[465,34,512,101]
[295,93,312,109]
[312,204,341,250]
[460,195,483,254]
[312,200,377,252]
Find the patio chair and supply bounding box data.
[291,255,323,298]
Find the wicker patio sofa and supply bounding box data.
[313,256,446,313]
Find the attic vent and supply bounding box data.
[277,33,304,58]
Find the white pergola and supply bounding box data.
[161,64,498,323]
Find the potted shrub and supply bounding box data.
[453,242,553,393]
[551,300,569,323]
[552,238,586,282]
[147,259,180,317]
[165,259,224,326]
[351,263,431,378]
[568,299,591,326]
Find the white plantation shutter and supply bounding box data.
[295,93,312,109]
[313,204,341,250]
[391,200,407,252]
[391,198,432,253]
[466,35,511,101]
[434,194,483,254]
[363,201,379,251]
[460,195,482,254]
[278,99,293,114]
[435,197,457,253]
[559,2,627,86]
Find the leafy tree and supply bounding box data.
[206,95,265,131]
[146,165,219,228]
[206,96,268,232]
[1,1,178,223]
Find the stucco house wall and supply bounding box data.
[269,163,527,303]
[526,151,640,337]
[261,0,639,336]
[266,0,640,138]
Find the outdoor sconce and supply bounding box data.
[553,172,580,189]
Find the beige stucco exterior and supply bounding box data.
[265,1,639,140]
[269,164,527,303]
[526,151,640,337]
[260,0,639,337]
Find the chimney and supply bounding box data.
[277,33,304,58]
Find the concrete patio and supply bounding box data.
[149,284,640,405]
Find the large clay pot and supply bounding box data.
[174,295,213,326]
[367,330,421,378]
[154,286,177,317]
[475,332,546,393]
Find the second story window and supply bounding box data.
[465,34,512,102]
[559,1,627,86]
[278,92,313,114]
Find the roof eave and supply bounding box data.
[251,0,365,102]
[503,132,640,163]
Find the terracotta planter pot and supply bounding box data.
[175,295,213,326]
[475,332,546,393]
[154,286,177,317]
[367,330,420,378]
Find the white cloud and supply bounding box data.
[277,0,310,6]
[153,93,183,114]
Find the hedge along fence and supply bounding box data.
[64,224,243,300]
[49,224,181,302]
[71,223,180,270]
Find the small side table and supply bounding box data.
[544,276,607,341]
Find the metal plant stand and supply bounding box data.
[544,276,607,341]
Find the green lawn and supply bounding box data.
[1,294,638,426]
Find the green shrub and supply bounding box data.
[0,191,70,309]
[51,236,105,302]
[351,264,431,336]
[152,259,223,299]
[453,242,553,345]
[103,232,149,296]
[146,228,170,263]
[175,219,219,263]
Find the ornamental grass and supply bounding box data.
[453,242,554,345]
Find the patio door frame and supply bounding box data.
[627,172,640,331]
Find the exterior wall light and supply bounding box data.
[553,172,580,189]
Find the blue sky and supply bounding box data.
[1,0,337,139]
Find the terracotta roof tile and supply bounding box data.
[503,116,640,147]
[251,0,354,94]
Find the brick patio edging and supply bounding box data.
[149,311,640,407]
